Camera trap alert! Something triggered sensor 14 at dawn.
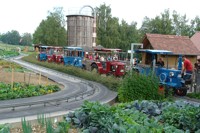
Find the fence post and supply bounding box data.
[24,71,26,83]
[28,73,31,85]
[46,76,48,85]
[11,68,14,89]
[39,72,41,85]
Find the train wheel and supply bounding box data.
[106,72,112,76]
[175,88,187,96]
[37,54,40,61]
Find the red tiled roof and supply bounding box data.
[191,31,200,51]
[143,33,200,55]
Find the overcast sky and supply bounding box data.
[0,0,199,35]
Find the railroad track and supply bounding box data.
[0,56,117,121]
[174,95,200,106]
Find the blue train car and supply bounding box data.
[38,46,52,61]
[63,46,84,68]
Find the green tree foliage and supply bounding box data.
[20,33,32,46]
[172,11,191,36]
[140,9,173,35]
[191,16,200,35]
[119,20,140,50]
[95,4,139,51]
[139,9,200,37]
[95,4,112,47]
[0,30,21,45]
[33,7,67,46]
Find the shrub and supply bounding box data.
[118,72,164,102]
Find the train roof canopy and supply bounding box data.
[128,49,173,55]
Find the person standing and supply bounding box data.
[194,58,200,71]
[182,55,193,80]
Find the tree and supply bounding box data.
[140,9,173,35]
[20,33,32,46]
[191,16,200,35]
[95,3,139,51]
[118,20,140,50]
[172,11,191,36]
[0,30,21,45]
[33,7,67,45]
[95,3,113,47]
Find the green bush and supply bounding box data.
[118,72,164,102]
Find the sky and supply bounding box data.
[0,0,200,35]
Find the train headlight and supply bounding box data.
[120,69,124,72]
[169,72,174,77]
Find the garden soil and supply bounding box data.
[0,69,63,89]
[0,68,68,132]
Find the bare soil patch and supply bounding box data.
[0,68,64,89]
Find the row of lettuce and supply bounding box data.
[0,82,60,100]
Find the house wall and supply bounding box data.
[165,55,196,69]
[141,53,197,69]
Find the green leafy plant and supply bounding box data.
[65,100,200,132]
[0,82,61,100]
[21,117,32,133]
[0,50,19,58]
[46,119,54,133]
[0,124,10,133]
[54,121,70,133]
[160,100,200,131]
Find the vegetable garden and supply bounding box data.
[65,100,200,133]
[0,82,60,100]
[0,49,19,59]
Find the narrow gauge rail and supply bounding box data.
[174,95,200,106]
[0,81,97,111]
[0,56,117,120]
